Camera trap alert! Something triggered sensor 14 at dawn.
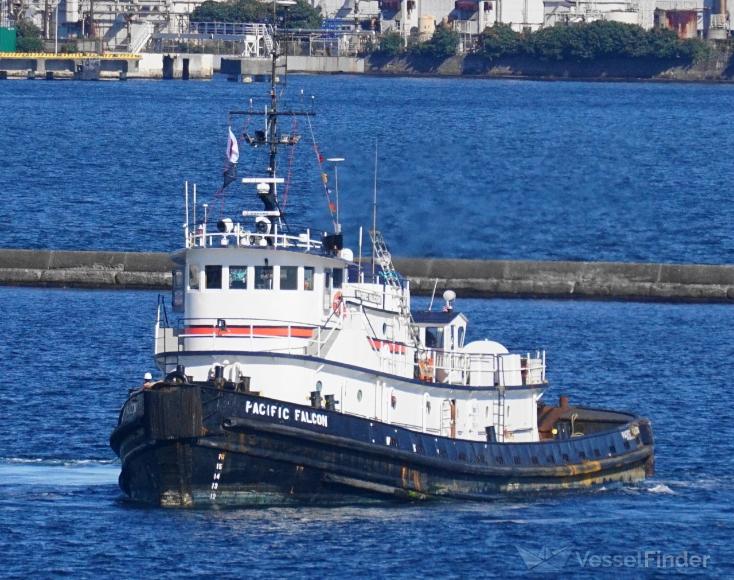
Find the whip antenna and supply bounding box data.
[371,140,378,277]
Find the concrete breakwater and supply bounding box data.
[0,249,731,302]
[0,53,215,80]
[0,249,171,289]
[394,258,734,302]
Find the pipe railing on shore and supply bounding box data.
[0,248,731,303]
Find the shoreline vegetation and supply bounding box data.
[366,22,734,82]
[8,0,734,82]
[189,2,734,81]
[166,1,734,81]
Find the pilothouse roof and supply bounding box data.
[412,311,466,325]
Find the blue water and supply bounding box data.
[1,287,732,576]
[1,77,733,576]
[0,76,732,263]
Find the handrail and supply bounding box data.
[172,316,322,328]
[189,21,273,36]
[160,315,344,357]
[160,315,546,387]
[187,226,324,251]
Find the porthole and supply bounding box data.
[426,401,431,414]
[357,389,363,402]
[382,322,387,335]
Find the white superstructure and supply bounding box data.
[155,212,548,444]
[153,63,547,445]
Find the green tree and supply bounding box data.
[191,0,321,29]
[15,19,44,52]
[525,21,700,62]
[376,31,403,56]
[527,25,570,60]
[644,27,685,59]
[411,25,459,59]
[284,1,322,29]
[480,23,522,60]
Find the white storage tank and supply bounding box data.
[604,11,639,25]
[419,15,435,41]
[65,0,79,24]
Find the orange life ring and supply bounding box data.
[418,356,434,382]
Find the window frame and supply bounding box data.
[229,265,249,290]
[188,264,200,290]
[303,266,315,291]
[254,265,274,290]
[279,266,298,291]
[205,265,223,290]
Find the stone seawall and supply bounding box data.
[0,249,731,302]
[366,50,734,82]
[393,258,734,302]
[0,249,171,289]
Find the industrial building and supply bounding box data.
[0,0,729,55]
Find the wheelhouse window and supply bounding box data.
[229,266,248,290]
[205,265,222,289]
[280,266,298,290]
[254,266,273,289]
[425,326,444,349]
[304,267,314,291]
[333,268,344,289]
[189,265,200,290]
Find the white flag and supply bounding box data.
[227,127,239,164]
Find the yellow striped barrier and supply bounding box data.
[0,52,141,59]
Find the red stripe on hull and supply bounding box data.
[368,337,406,354]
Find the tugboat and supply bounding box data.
[110,33,654,508]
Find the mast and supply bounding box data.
[371,141,378,277]
[268,0,278,204]
[251,0,297,219]
[240,0,311,229]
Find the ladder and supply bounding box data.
[261,24,275,55]
[494,387,506,443]
[370,230,422,349]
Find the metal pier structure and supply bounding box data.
[152,22,275,58]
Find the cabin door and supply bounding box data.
[322,269,332,312]
[441,399,457,438]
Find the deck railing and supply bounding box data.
[156,315,342,358]
[157,312,546,388]
[187,222,324,251]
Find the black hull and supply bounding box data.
[110,384,654,507]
